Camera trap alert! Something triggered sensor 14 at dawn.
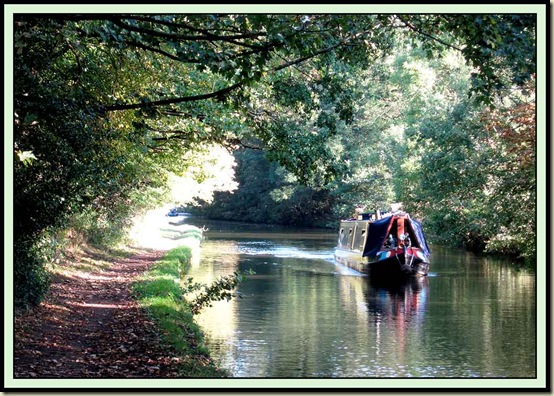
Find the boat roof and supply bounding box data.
[340,212,431,257]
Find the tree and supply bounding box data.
[13,13,537,307]
[477,77,536,260]
[16,14,535,177]
[396,58,536,260]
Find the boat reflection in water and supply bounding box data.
[362,275,429,366]
[365,276,429,322]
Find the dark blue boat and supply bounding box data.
[334,208,431,277]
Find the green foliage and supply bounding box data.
[394,53,536,261]
[189,149,336,227]
[398,14,536,104]
[14,237,52,309]
[13,17,173,307]
[15,150,37,166]
[134,244,246,317]
[13,13,537,307]
[131,240,251,376]
[476,84,536,260]
[132,243,248,376]
[131,245,229,377]
[183,272,244,315]
[195,38,536,263]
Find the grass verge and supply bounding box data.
[131,242,230,378]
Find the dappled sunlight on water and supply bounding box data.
[128,212,536,379]
[187,221,536,379]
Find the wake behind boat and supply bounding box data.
[334,204,431,277]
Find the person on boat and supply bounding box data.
[351,204,365,220]
[399,233,411,248]
[386,234,397,248]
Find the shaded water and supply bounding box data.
[181,218,536,378]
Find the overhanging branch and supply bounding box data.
[104,36,355,112]
[396,15,463,52]
[104,81,244,112]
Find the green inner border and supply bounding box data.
[4,3,548,391]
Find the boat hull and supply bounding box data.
[334,247,429,277]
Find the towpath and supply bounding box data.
[13,247,188,378]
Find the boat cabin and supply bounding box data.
[337,212,430,259]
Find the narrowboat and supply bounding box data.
[334,206,431,277]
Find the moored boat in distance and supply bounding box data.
[334,204,431,277]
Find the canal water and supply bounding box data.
[179,217,536,378]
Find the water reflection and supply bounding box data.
[179,220,535,378]
[365,276,428,324]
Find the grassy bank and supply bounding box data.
[131,235,230,378]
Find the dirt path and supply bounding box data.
[14,247,184,378]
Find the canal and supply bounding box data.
[178,217,536,378]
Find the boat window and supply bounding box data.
[358,229,366,250]
[339,227,350,248]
